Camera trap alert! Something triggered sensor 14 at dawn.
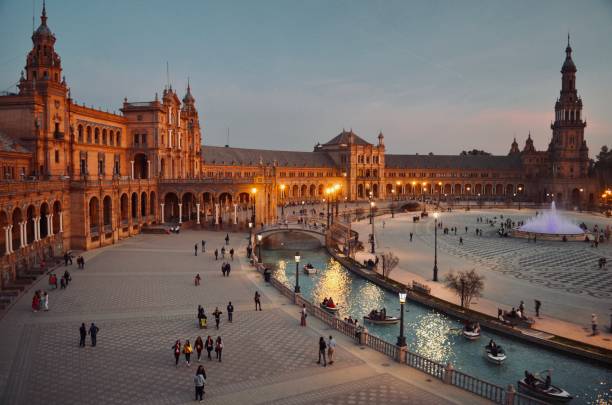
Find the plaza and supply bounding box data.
[0,229,486,405]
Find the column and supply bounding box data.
[130,160,135,180]
[46,214,52,238]
[7,225,13,253]
[49,214,54,236]
[160,203,165,224]
[147,160,151,179]
[19,222,25,248]
[22,221,28,246]
[178,203,183,224]
[35,217,41,241]
[215,203,219,225]
[196,203,201,224]
[59,211,63,233]
[233,203,238,225]
[3,226,11,254]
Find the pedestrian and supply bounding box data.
[409,232,413,242]
[42,291,49,311]
[254,291,262,311]
[64,252,70,266]
[327,335,336,365]
[215,336,223,362]
[213,307,222,329]
[317,336,327,366]
[183,339,193,366]
[534,300,541,317]
[592,314,598,335]
[64,270,71,287]
[201,240,206,253]
[173,340,181,367]
[214,249,218,260]
[300,304,307,326]
[194,365,206,402]
[226,263,231,277]
[205,336,214,360]
[459,237,463,245]
[195,244,198,256]
[89,322,99,347]
[247,246,252,259]
[79,323,87,347]
[225,234,230,245]
[519,300,525,315]
[227,301,234,322]
[221,262,227,277]
[221,247,226,259]
[195,336,204,362]
[230,248,234,261]
[32,291,40,312]
[195,273,201,286]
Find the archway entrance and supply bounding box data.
[134,153,148,179]
[164,193,179,223]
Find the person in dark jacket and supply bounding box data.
[205,336,214,360]
[79,323,87,347]
[88,323,99,347]
[172,340,181,367]
[194,336,204,362]
[317,336,327,366]
[227,302,234,322]
[212,307,222,329]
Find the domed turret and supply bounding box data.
[182,78,195,105]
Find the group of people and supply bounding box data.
[486,339,502,356]
[63,252,85,268]
[214,246,234,261]
[31,290,49,312]
[221,262,232,277]
[368,308,387,321]
[321,297,336,308]
[174,336,224,367]
[524,370,551,389]
[48,270,71,290]
[317,335,336,367]
[343,316,360,327]
[79,322,99,347]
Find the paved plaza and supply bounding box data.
[354,208,612,347]
[0,229,485,405]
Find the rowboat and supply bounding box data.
[303,265,318,275]
[363,315,400,325]
[484,344,506,364]
[320,303,339,313]
[518,374,572,403]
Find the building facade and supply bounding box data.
[0,6,600,286]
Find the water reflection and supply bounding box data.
[311,259,351,314]
[410,312,456,364]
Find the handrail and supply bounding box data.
[451,369,505,403]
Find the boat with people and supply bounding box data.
[518,370,573,403]
[363,308,400,325]
[303,263,318,275]
[320,297,339,313]
[484,340,506,364]
[462,321,481,340]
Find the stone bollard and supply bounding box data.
[505,384,516,405]
[398,346,408,363]
[294,292,302,305]
[443,362,454,384]
[359,329,369,346]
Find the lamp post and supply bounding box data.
[466,186,471,210]
[251,187,257,224]
[517,186,523,210]
[334,183,341,220]
[370,200,376,254]
[397,291,407,347]
[248,221,253,246]
[433,212,439,282]
[437,182,442,209]
[396,181,401,201]
[294,251,301,293]
[280,184,286,219]
[257,234,262,263]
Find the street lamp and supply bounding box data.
[466,186,471,210]
[517,186,523,210]
[251,187,257,224]
[433,212,439,282]
[257,234,262,263]
[437,182,442,209]
[397,291,407,347]
[294,251,301,293]
[325,188,331,227]
[370,200,376,253]
[396,181,401,201]
[248,222,253,246]
[334,183,341,219]
[280,184,286,218]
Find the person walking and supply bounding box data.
[194,336,204,362]
[221,247,226,259]
[183,339,193,366]
[230,248,234,261]
[194,365,206,402]
[194,244,198,256]
[225,234,230,245]
[519,301,525,315]
[227,301,234,323]
[300,304,307,327]
[592,314,599,335]
[205,336,214,360]
[32,291,40,312]
[215,336,223,362]
[459,237,463,245]
[214,249,218,261]
[212,307,222,329]
[172,340,181,367]
[89,323,99,347]
[201,240,206,253]
[409,232,413,242]
[534,300,541,317]
[64,252,70,266]
[221,262,226,277]
[64,270,72,287]
[226,263,231,277]
[254,291,262,311]
[194,273,201,286]
[79,323,87,347]
[317,336,327,366]
[327,335,336,365]
[42,291,49,311]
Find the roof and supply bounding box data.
[0,131,31,153]
[385,154,523,171]
[323,130,371,146]
[201,145,335,168]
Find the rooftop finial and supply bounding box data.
[41,0,47,25]
[567,32,570,47]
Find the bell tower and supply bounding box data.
[548,35,588,179]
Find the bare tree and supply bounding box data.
[444,269,485,309]
[380,252,399,278]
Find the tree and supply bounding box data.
[460,149,491,156]
[380,252,399,278]
[444,269,485,309]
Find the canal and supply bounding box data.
[261,237,610,404]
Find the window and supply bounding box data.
[114,160,120,175]
[142,134,147,145]
[116,132,121,146]
[54,150,59,163]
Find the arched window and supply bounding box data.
[102,129,107,145]
[86,127,92,143]
[94,128,100,144]
[116,131,121,146]
[77,125,83,143]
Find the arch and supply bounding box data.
[164,192,180,222]
[141,191,147,217]
[484,184,493,195]
[318,184,324,196]
[160,158,166,178]
[300,184,307,198]
[292,185,299,198]
[26,205,35,244]
[571,188,581,206]
[86,126,92,143]
[506,184,514,195]
[454,183,462,195]
[103,195,112,229]
[77,125,83,143]
[109,130,115,146]
[309,184,316,197]
[443,184,452,195]
[131,192,138,220]
[40,203,49,238]
[495,184,504,196]
[52,201,61,234]
[372,184,379,198]
[89,197,100,235]
[120,193,129,226]
[94,127,100,144]
[0,210,7,256]
[474,184,482,195]
[218,192,232,206]
[357,184,364,198]
[11,208,23,249]
[116,130,122,146]
[149,191,156,216]
[464,184,472,195]
[182,192,197,221]
[134,153,147,179]
[386,183,393,195]
[102,128,107,145]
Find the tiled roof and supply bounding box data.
[0,131,31,153]
[201,145,335,168]
[323,130,371,146]
[385,154,523,171]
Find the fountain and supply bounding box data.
[512,201,589,241]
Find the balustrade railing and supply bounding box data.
[451,369,505,403]
[366,333,399,360]
[405,351,445,379]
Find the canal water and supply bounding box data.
[261,239,610,404]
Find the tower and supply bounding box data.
[548,35,588,178]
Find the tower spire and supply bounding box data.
[41,0,47,25]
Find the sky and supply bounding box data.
[1,0,611,157]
